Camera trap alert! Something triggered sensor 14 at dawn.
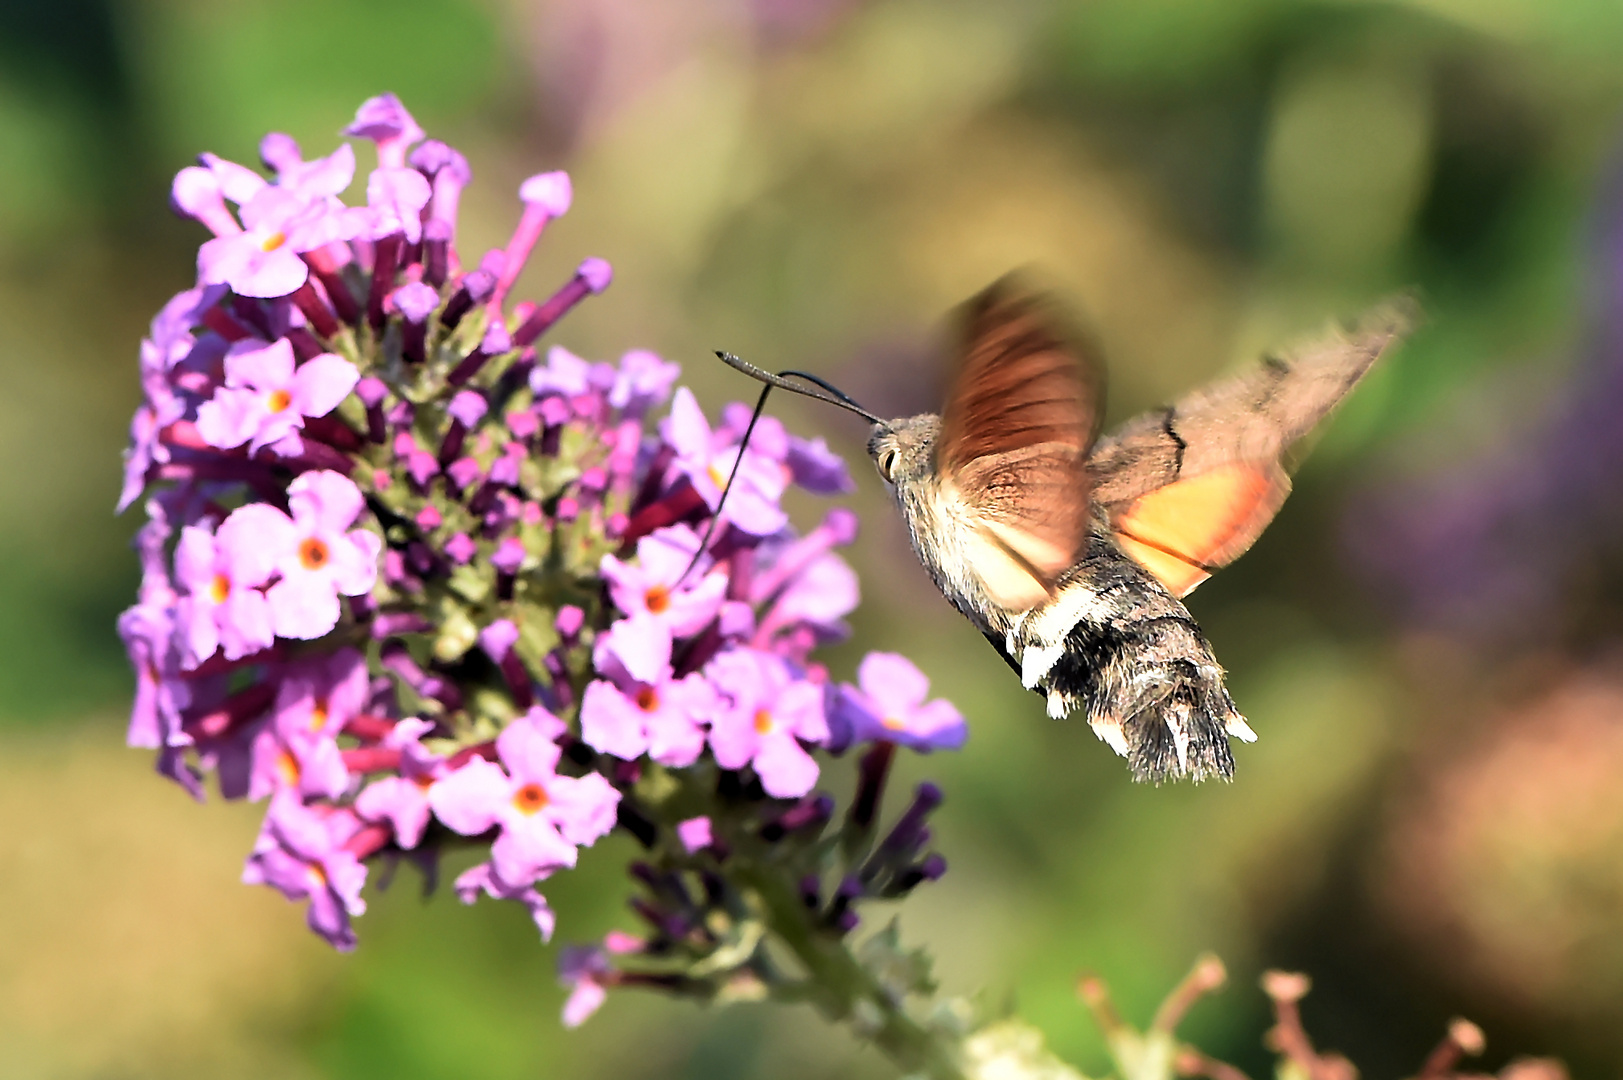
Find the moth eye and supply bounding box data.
[879,450,899,481]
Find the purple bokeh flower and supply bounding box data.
[558,944,611,1028]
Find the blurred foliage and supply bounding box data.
[5,0,1623,1076]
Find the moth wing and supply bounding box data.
[939,279,1103,595]
[1089,301,1414,597]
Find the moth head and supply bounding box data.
[867,415,939,488]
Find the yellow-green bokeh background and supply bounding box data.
[5,0,1623,1076]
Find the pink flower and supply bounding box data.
[830,653,967,753]
[579,649,716,767]
[196,184,363,298]
[173,516,276,668]
[354,718,444,849]
[454,861,557,941]
[600,524,727,639]
[705,648,829,799]
[242,794,369,951]
[195,338,360,454]
[660,388,787,536]
[221,471,380,640]
[249,648,371,801]
[427,711,620,887]
[365,167,432,242]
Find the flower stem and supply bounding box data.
[737,863,967,1080]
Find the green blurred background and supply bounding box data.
[6,0,1623,1076]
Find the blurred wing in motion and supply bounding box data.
[938,279,1104,610]
[1088,301,1415,597]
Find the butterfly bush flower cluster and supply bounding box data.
[118,93,966,1030]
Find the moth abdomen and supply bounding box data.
[1012,536,1254,782]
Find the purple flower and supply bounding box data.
[661,388,787,536]
[531,345,613,400]
[365,166,432,242]
[261,140,357,200]
[196,185,362,298]
[718,403,854,495]
[758,552,859,645]
[787,436,855,494]
[242,794,368,950]
[194,338,360,454]
[558,944,610,1028]
[705,648,829,798]
[609,349,680,416]
[345,93,425,169]
[600,524,727,638]
[354,719,445,849]
[454,861,557,940]
[427,711,620,886]
[248,648,371,801]
[831,653,967,753]
[173,517,276,668]
[220,471,380,639]
[579,650,715,767]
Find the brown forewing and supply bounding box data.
[938,279,1103,583]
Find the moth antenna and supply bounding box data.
[713,351,882,424]
[675,379,777,586]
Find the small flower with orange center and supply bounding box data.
[429,710,620,889]
[600,524,727,649]
[194,337,359,454]
[830,652,966,754]
[171,514,276,668]
[224,470,381,640]
[706,647,830,799]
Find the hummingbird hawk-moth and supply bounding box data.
[717,278,1412,782]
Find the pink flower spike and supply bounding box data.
[170,167,241,237]
[491,171,572,307]
[345,93,425,168]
